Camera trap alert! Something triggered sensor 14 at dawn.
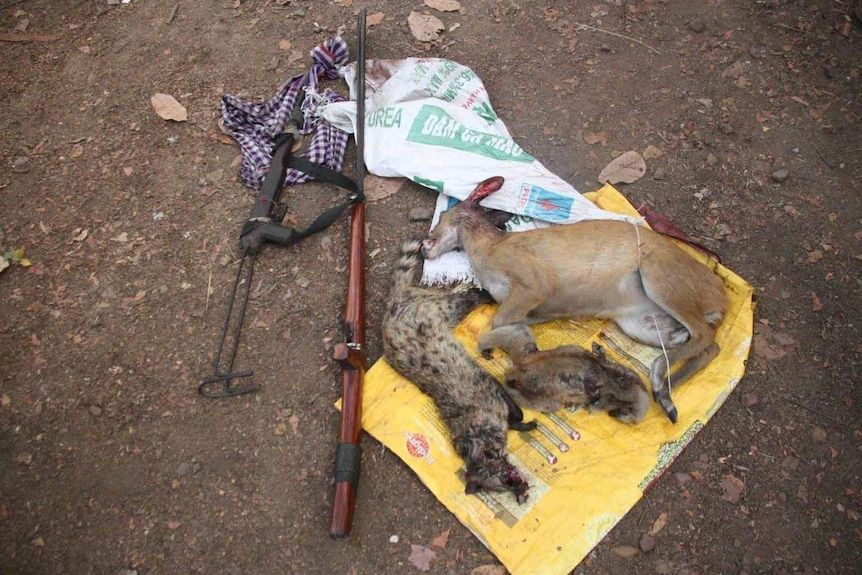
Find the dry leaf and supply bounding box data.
[15,18,30,33]
[811,292,823,312]
[643,144,664,160]
[471,566,506,575]
[287,50,304,65]
[408,11,445,42]
[408,544,436,572]
[598,151,646,184]
[721,474,744,503]
[278,39,292,51]
[151,93,188,122]
[430,527,450,549]
[756,110,775,123]
[809,102,831,119]
[424,0,461,12]
[366,11,385,26]
[364,175,406,203]
[72,228,89,242]
[790,95,809,107]
[583,131,607,146]
[611,545,640,559]
[721,61,743,79]
[209,131,234,145]
[649,512,668,535]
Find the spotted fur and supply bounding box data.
[382,239,531,502]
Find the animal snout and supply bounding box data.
[420,238,436,257]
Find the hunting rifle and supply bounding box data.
[329,9,367,540]
[201,9,369,539]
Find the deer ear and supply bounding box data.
[486,209,513,230]
[465,176,505,204]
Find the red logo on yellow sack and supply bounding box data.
[403,432,435,464]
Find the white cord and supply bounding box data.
[633,222,672,393]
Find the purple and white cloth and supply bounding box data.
[220,36,351,190]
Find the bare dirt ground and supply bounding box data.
[1,1,860,574]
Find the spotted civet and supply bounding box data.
[382,239,533,502]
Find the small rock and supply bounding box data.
[116,570,137,575]
[811,426,827,443]
[782,456,800,471]
[408,206,435,222]
[639,533,657,552]
[296,276,311,288]
[741,393,758,408]
[688,16,706,33]
[205,169,224,183]
[12,156,30,173]
[748,45,765,59]
[389,534,399,543]
[674,472,693,486]
[655,559,675,574]
[191,461,201,474]
[792,147,800,154]
[652,166,666,181]
[718,121,735,135]
[611,545,639,559]
[89,404,102,417]
[167,136,179,145]
[771,169,789,183]
[707,153,719,166]
[177,462,190,476]
[264,55,280,71]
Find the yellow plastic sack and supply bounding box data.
[355,184,754,575]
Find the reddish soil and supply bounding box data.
[1,1,860,574]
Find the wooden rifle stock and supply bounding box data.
[330,9,367,540]
[330,202,366,538]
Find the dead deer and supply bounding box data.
[421,176,728,423]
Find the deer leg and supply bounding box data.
[478,324,537,361]
[649,322,717,423]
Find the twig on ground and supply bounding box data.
[168,3,179,24]
[573,21,661,55]
[774,22,808,34]
[0,0,29,10]
[782,396,852,431]
[811,142,836,169]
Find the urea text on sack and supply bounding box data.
[368,106,403,128]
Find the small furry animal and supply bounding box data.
[382,239,533,502]
[490,325,650,424]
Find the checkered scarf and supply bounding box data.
[220,36,350,190]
